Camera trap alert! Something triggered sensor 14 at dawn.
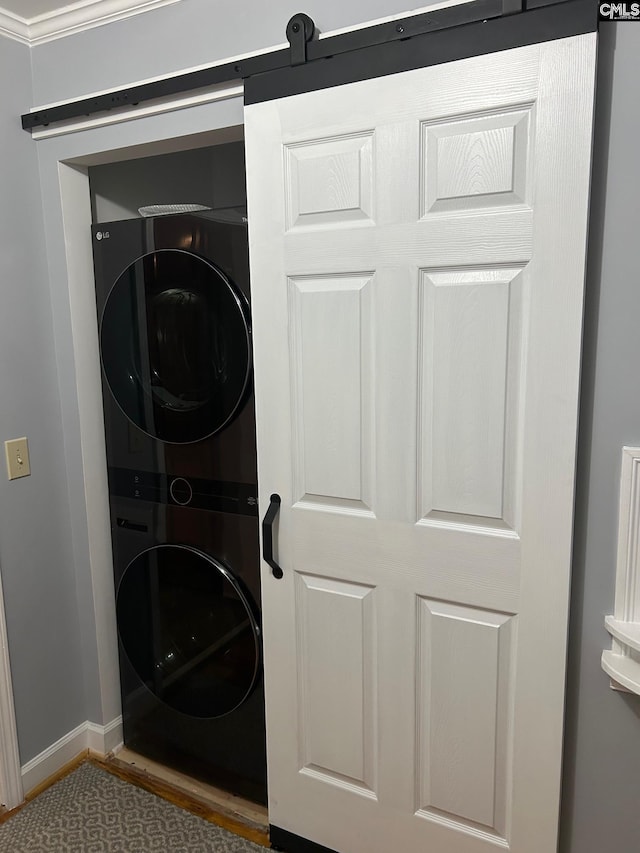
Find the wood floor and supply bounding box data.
[0,748,270,849]
[102,747,269,847]
[0,752,87,825]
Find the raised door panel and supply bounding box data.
[417,599,515,839]
[418,268,526,530]
[288,274,374,513]
[296,573,377,796]
[421,107,532,214]
[285,133,374,229]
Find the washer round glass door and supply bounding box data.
[100,249,251,443]
[116,544,261,718]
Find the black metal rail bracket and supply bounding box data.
[286,13,317,66]
[502,0,525,14]
[20,0,598,132]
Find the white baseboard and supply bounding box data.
[21,717,123,795]
[87,716,124,755]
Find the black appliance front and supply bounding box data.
[93,210,258,488]
[93,211,266,804]
[112,498,266,804]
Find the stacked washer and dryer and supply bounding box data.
[92,209,267,804]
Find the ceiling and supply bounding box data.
[0,1,68,18]
[0,0,180,45]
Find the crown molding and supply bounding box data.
[0,0,180,46]
[0,8,29,43]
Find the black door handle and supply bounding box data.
[262,493,283,579]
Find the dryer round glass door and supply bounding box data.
[116,544,261,718]
[100,249,251,443]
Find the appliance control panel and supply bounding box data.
[108,467,258,517]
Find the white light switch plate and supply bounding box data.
[5,437,30,480]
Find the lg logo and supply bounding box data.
[95,230,110,241]
[599,2,640,18]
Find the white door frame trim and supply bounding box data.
[33,90,247,787]
[0,566,23,810]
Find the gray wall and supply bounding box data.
[1,2,638,849]
[0,39,86,762]
[29,0,441,106]
[89,141,246,222]
[560,24,640,852]
[90,146,218,222]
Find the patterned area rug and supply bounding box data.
[0,762,266,852]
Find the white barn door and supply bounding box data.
[245,33,596,853]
